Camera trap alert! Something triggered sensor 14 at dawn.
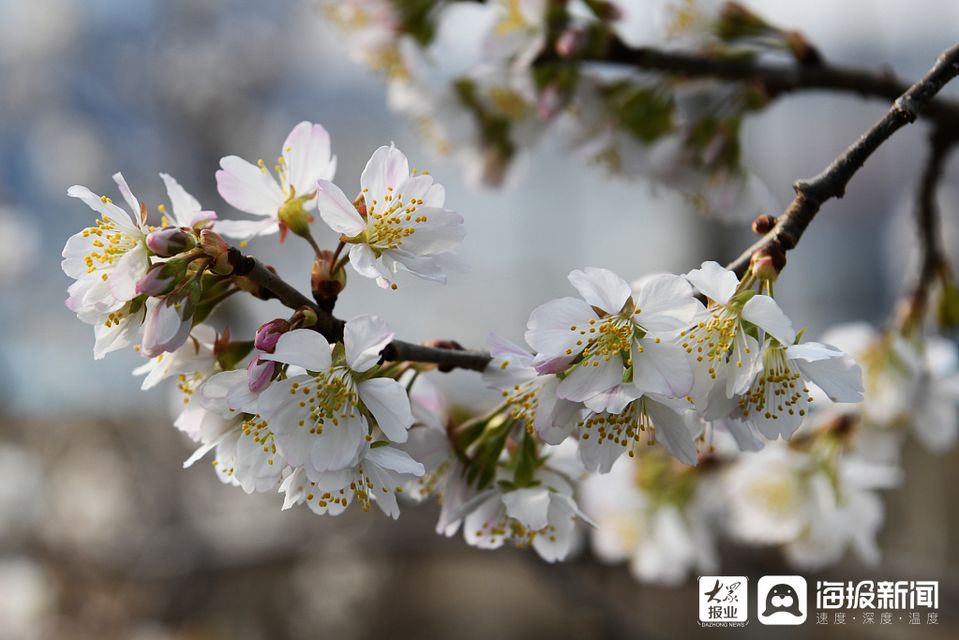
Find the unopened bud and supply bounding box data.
[751,214,776,235]
[199,229,232,274]
[291,306,318,329]
[136,260,187,297]
[255,318,290,353]
[555,29,584,58]
[751,254,778,281]
[146,227,196,257]
[247,356,277,393]
[312,251,347,311]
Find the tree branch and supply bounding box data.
[231,250,493,372]
[595,40,959,132]
[725,43,959,277]
[912,129,955,306]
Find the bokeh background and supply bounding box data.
[1,0,958,637]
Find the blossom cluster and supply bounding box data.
[60,120,954,585]
[319,0,805,218]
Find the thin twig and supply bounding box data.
[594,39,959,133]
[725,43,959,277]
[913,129,955,307]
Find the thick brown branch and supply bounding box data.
[234,252,492,372]
[725,43,959,277]
[596,40,959,132]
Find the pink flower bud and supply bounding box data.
[200,229,232,274]
[141,298,192,358]
[247,356,277,393]
[146,227,196,257]
[135,260,187,297]
[254,318,290,353]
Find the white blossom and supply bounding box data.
[316,144,465,288]
[215,121,336,240]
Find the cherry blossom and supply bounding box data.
[215,121,336,240]
[256,316,413,479]
[525,267,701,410]
[315,144,465,288]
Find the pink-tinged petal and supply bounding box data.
[632,338,694,398]
[557,354,624,402]
[568,267,632,315]
[212,218,278,239]
[533,353,575,374]
[742,295,795,345]
[787,342,864,403]
[67,184,138,231]
[344,314,394,372]
[366,445,425,476]
[633,273,703,333]
[685,261,739,305]
[141,300,191,358]
[216,155,284,217]
[107,242,148,302]
[260,328,332,370]
[316,179,366,236]
[645,398,698,465]
[525,297,596,358]
[159,173,203,227]
[358,378,413,442]
[282,121,336,195]
[112,172,142,225]
[361,144,410,201]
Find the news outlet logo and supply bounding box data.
[698,576,748,627]
[757,575,808,625]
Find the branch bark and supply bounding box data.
[725,43,959,277]
[595,40,959,133]
[231,250,493,372]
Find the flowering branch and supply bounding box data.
[725,43,959,277]
[596,39,959,132]
[230,248,493,372]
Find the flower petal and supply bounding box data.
[216,155,284,217]
[742,295,796,345]
[645,398,698,465]
[260,328,332,371]
[361,144,410,201]
[159,172,204,227]
[358,378,413,443]
[525,297,596,358]
[502,487,551,531]
[632,338,693,398]
[212,218,278,239]
[787,342,864,403]
[366,446,426,475]
[344,314,394,372]
[568,267,632,315]
[633,273,703,333]
[685,261,738,305]
[557,354,624,402]
[282,121,336,196]
[316,179,366,236]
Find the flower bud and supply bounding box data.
[141,298,192,358]
[555,29,584,58]
[311,251,347,311]
[751,214,776,235]
[146,227,196,257]
[199,229,232,274]
[136,260,187,297]
[247,356,277,393]
[255,318,290,353]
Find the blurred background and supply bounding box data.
[1,0,958,637]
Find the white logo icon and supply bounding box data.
[698,576,748,624]
[757,575,807,625]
